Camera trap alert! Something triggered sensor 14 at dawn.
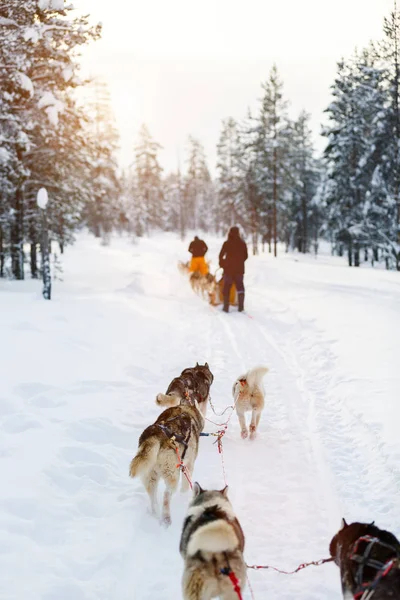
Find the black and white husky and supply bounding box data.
[179,483,246,600]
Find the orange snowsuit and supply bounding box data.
[189,256,208,275]
[188,237,208,275]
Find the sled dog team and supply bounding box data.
[129,364,400,600]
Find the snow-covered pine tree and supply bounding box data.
[323,52,382,266]
[133,124,164,235]
[163,171,184,234]
[216,118,243,231]
[371,3,400,268]
[184,136,214,233]
[284,111,321,253]
[84,79,121,243]
[253,65,290,257]
[0,0,101,278]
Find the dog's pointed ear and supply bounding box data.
[196,362,199,367]
[370,521,375,527]
[193,482,204,497]
[341,518,348,530]
[220,485,229,498]
[205,362,209,368]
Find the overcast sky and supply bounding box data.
[76,0,393,174]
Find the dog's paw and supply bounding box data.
[241,429,248,439]
[161,515,172,528]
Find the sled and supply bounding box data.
[209,269,238,306]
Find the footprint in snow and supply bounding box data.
[14,382,57,400]
[2,414,43,434]
[68,418,133,449]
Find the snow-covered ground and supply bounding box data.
[0,232,399,600]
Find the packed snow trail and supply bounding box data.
[0,233,399,600]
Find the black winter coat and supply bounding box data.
[188,239,208,257]
[219,237,248,275]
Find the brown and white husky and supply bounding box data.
[129,391,204,526]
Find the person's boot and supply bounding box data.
[238,293,244,312]
[223,296,229,313]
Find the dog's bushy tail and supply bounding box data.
[129,437,160,478]
[245,365,269,390]
[155,393,181,407]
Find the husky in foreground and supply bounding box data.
[129,392,204,526]
[180,483,246,600]
[232,366,268,439]
[330,519,400,599]
[156,362,214,417]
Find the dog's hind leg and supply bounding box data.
[182,569,211,600]
[144,469,160,517]
[249,409,262,440]
[180,448,195,493]
[237,409,248,439]
[161,469,179,527]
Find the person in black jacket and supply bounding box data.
[219,226,248,312]
[188,236,208,275]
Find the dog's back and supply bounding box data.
[330,521,400,599]
[180,483,246,600]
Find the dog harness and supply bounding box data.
[350,535,399,599]
[156,414,192,460]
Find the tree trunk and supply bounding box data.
[41,211,51,300]
[10,186,24,280]
[354,244,360,267]
[0,225,4,277]
[30,242,38,278]
[364,248,368,262]
[348,242,353,267]
[273,148,278,258]
[301,194,308,253]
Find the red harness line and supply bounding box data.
[174,446,193,490]
[227,570,243,600]
[246,556,334,574]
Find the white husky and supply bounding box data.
[232,366,268,440]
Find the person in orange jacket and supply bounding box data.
[188,236,209,275]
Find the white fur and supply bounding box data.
[155,392,180,407]
[129,438,160,478]
[187,520,238,556]
[233,366,268,398]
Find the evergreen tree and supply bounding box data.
[284,111,321,253]
[0,0,101,278]
[216,118,243,230]
[84,79,121,242]
[133,124,164,235]
[184,136,213,232]
[253,65,290,256]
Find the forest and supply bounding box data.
[1,0,399,277]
